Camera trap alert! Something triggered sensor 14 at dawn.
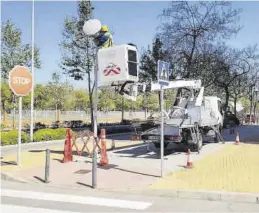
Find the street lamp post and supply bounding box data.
[83,19,102,189]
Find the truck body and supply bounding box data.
[140,80,224,153]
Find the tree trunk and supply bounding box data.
[234,95,237,115]
[224,86,230,112]
[87,73,94,132]
[55,104,58,121]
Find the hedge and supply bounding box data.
[33,128,71,142]
[1,125,133,146]
[0,128,72,145]
[1,130,30,146]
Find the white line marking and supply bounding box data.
[1,189,152,210]
[1,204,77,213]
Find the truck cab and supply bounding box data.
[203,96,223,128]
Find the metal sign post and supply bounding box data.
[17,96,22,165]
[9,65,33,166]
[160,86,164,177]
[157,60,170,178]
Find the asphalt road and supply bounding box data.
[1,180,259,212]
[0,133,133,157]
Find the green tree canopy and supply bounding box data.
[1,20,41,80]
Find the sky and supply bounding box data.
[1,1,259,88]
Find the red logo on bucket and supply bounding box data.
[104,63,121,76]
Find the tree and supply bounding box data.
[1,83,12,123]
[139,38,173,110]
[73,89,89,111]
[145,93,159,114]
[60,0,96,130]
[212,45,258,110]
[1,20,41,80]
[34,84,52,110]
[98,87,116,112]
[47,72,68,111]
[158,1,242,79]
[246,70,259,123]
[139,38,170,82]
[229,75,248,114]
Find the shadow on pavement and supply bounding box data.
[76,182,93,188]
[33,176,45,183]
[113,142,216,159]
[113,167,160,178]
[53,158,63,163]
[1,160,17,166]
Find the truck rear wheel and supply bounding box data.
[192,129,203,153]
[214,125,223,143]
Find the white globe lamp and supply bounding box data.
[83,19,102,36]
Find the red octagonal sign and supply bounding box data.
[9,65,33,96]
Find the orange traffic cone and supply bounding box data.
[98,129,109,166]
[235,132,240,145]
[62,129,73,163]
[185,149,193,169]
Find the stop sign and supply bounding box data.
[9,65,33,96]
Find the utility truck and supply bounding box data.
[140,80,224,153]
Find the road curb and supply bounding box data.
[1,172,29,184]
[102,188,259,204]
[1,175,258,204]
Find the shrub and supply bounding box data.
[1,130,29,146]
[55,128,69,139]
[33,128,72,142]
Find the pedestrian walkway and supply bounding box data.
[1,189,152,212]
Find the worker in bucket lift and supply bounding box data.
[93,25,113,49]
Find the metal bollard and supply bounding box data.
[45,149,50,183]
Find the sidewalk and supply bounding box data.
[1,138,143,174]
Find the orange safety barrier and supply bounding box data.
[62,129,73,163]
[71,135,81,156]
[73,131,92,157]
